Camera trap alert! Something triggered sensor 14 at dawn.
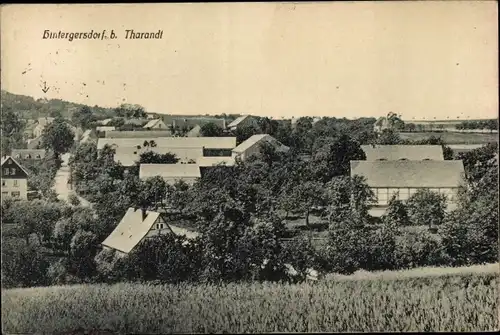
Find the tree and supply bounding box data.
[1,243,49,288]
[72,106,93,129]
[140,176,168,209]
[289,181,326,236]
[406,189,447,229]
[383,193,409,227]
[376,129,402,145]
[69,230,99,279]
[114,103,147,118]
[1,106,25,155]
[41,117,75,158]
[311,134,366,182]
[200,122,224,137]
[53,217,80,257]
[233,124,260,145]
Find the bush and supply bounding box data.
[1,243,49,288]
[406,189,447,227]
[68,193,81,206]
[394,231,449,269]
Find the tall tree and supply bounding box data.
[200,122,224,137]
[41,117,75,158]
[72,106,93,129]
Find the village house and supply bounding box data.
[33,117,55,138]
[105,130,172,139]
[186,125,202,137]
[1,156,29,200]
[361,145,445,161]
[96,118,113,126]
[11,149,47,160]
[101,208,170,255]
[98,137,236,165]
[80,129,97,144]
[139,164,201,185]
[26,136,43,149]
[143,118,168,130]
[22,120,37,139]
[290,116,321,129]
[231,134,289,161]
[227,115,258,131]
[101,207,200,255]
[350,160,466,217]
[163,115,227,130]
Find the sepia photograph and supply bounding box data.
[1,1,498,333]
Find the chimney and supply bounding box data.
[141,207,147,221]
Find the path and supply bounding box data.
[52,153,91,207]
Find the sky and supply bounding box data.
[1,2,498,120]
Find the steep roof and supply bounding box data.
[228,115,251,128]
[139,163,201,180]
[1,155,30,175]
[96,126,116,132]
[361,145,444,161]
[113,147,205,166]
[101,208,161,254]
[350,160,466,188]
[11,149,47,159]
[186,125,202,137]
[26,136,43,149]
[143,119,164,128]
[105,130,172,138]
[232,134,289,154]
[197,156,235,167]
[98,137,236,150]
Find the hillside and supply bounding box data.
[2,263,497,333]
[1,90,116,121]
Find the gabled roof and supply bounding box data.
[11,149,47,159]
[139,163,201,180]
[232,134,289,154]
[105,130,172,138]
[361,145,444,161]
[197,156,235,167]
[186,125,201,137]
[1,156,30,175]
[350,160,466,188]
[27,136,43,149]
[168,224,200,240]
[98,118,113,125]
[143,119,165,128]
[228,115,251,128]
[96,126,116,132]
[101,208,162,254]
[98,137,236,150]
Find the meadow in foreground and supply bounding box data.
[2,263,498,334]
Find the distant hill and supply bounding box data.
[1,90,116,121]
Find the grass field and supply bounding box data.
[400,132,498,144]
[2,264,498,333]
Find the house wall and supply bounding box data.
[232,142,261,161]
[371,187,459,206]
[163,176,199,186]
[1,178,28,200]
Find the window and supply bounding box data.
[1,192,7,197]
[2,180,6,187]
[399,188,410,201]
[13,180,19,187]
[3,168,9,175]
[376,188,389,205]
[11,168,16,175]
[11,191,20,198]
[35,154,41,159]
[388,188,399,199]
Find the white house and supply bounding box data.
[139,163,201,185]
[11,149,47,160]
[360,145,445,161]
[1,156,29,200]
[143,119,168,130]
[350,160,466,217]
[231,134,289,161]
[101,208,172,255]
[227,115,257,131]
[105,130,172,138]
